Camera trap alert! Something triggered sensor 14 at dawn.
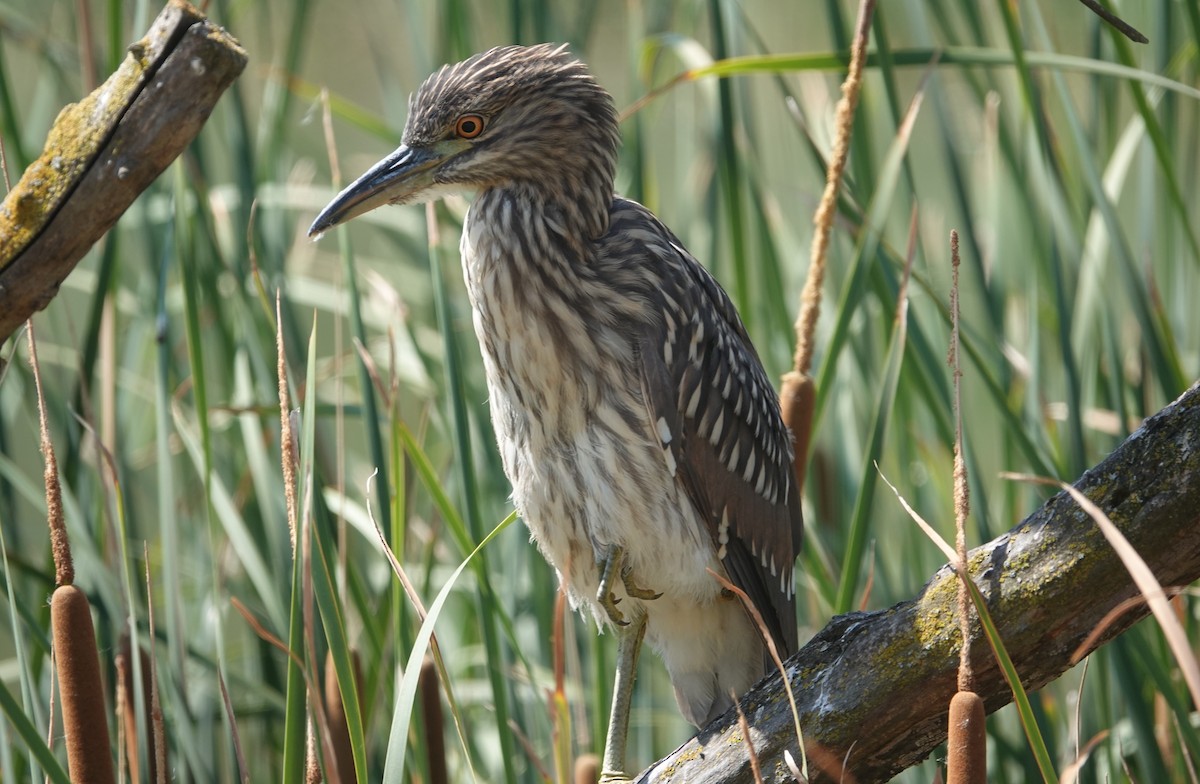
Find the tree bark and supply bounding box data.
[0,0,246,344]
[638,381,1200,783]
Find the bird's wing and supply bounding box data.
[616,202,803,657]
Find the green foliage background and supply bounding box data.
[0,0,1198,781]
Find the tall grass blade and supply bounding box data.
[0,680,68,784]
[382,511,517,784]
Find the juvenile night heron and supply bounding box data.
[310,43,802,780]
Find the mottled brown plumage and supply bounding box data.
[310,43,802,779]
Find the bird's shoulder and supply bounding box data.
[598,197,748,332]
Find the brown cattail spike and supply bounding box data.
[420,656,447,784]
[118,633,161,784]
[780,371,815,494]
[574,753,599,784]
[946,691,986,784]
[52,585,116,784]
[324,650,363,784]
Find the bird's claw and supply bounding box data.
[597,544,660,626]
[621,571,662,602]
[599,587,627,626]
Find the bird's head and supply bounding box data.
[309,43,620,238]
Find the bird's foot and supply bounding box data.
[597,545,662,626]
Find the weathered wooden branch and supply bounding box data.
[0,0,246,344]
[640,381,1200,783]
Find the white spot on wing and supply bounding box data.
[656,417,672,444]
[710,410,725,445]
[742,451,757,483]
[717,506,730,560]
[685,385,701,418]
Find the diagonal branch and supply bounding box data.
[638,380,1200,783]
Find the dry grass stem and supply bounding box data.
[1,132,10,192]
[1070,588,1185,664]
[277,293,298,553]
[217,670,251,783]
[144,546,167,784]
[733,690,764,783]
[791,0,875,375]
[707,568,807,778]
[803,740,858,784]
[1075,0,1148,42]
[117,633,159,784]
[948,229,974,692]
[781,0,876,494]
[233,596,302,660]
[878,468,957,561]
[507,717,553,782]
[28,321,72,586]
[1060,729,1111,784]
[115,645,129,783]
[305,717,322,784]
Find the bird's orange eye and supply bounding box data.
[455,114,486,139]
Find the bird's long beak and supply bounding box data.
[308,143,448,238]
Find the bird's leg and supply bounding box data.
[600,606,647,783]
[597,544,628,626]
[596,545,659,781]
